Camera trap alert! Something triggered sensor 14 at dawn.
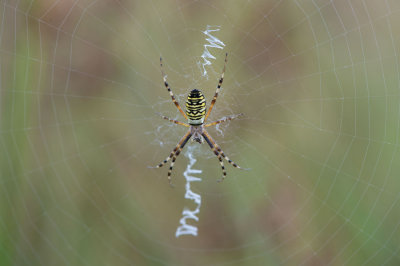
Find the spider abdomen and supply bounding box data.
[186,89,206,125]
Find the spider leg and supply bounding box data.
[156,113,189,127]
[150,130,192,169]
[168,155,177,185]
[204,113,243,128]
[167,131,192,185]
[201,129,243,182]
[160,57,188,120]
[167,140,186,185]
[216,154,227,182]
[204,53,228,123]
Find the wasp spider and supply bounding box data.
[151,53,244,185]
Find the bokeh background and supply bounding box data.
[2,0,400,265]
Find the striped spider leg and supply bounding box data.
[204,52,228,123]
[150,130,192,186]
[201,128,245,183]
[204,113,244,128]
[160,57,188,120]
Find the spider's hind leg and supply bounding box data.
[160,57,188,120]
[204,53,228,123]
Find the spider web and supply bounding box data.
[1,0,400,265]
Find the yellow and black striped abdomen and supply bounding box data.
[186,89,206,125]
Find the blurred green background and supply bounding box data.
[2,0,400,265]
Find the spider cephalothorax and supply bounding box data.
[151,53,244,185]
[191,126,204,144]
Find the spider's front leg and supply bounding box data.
[149,130,192,186]
[201,129,244,182]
